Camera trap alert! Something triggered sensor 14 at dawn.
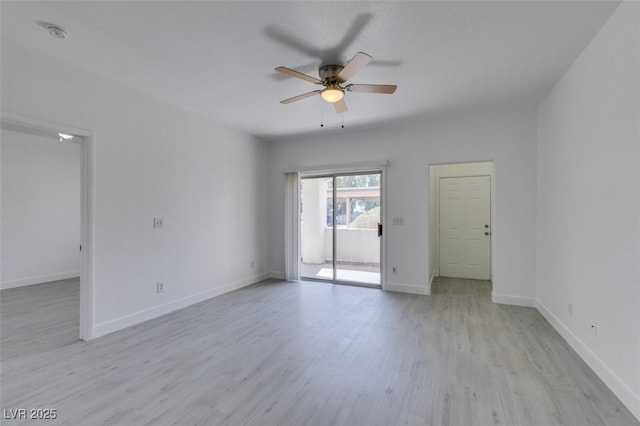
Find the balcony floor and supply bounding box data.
[301,262,381,286]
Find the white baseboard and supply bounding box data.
[385,281,430,295]
[1,271,80,290]
[268,271,285,280]
[92,271,271,339]
[536,300,640,421]
[428,271,436,293]
[491,291,536,307]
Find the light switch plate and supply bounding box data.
[392,217,404,226]
[153,217,164,229]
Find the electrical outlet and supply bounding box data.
[568,303,573,316]
[392,266,398,273]
[591,321,598,335]
[157,282,164,293]
[153,218,164,229]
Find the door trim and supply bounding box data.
[1,110,95,340]
[430,161,495,283]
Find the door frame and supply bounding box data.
[430,161,495,282]
[299,167,386,289]
[1,110,95,340]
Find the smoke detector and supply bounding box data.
[46,24,68,39]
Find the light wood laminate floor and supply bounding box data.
[1,278,637,425]
[1,278,79,362]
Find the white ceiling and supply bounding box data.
[1,1,619,139]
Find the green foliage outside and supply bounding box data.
[328,174,380,189]
[348,206,380,229]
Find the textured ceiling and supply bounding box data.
[1,1,620,138]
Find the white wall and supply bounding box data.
[537,1,640,419]
[1,129,81,289]
[1,37,270,338]
[267,108,537,300]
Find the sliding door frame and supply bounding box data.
[300,168,385,289]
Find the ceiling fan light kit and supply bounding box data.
[275,51,397,114]
[320,87,344,103]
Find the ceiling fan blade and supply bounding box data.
[333,98,347,113]
[275,66,322,84]
[346,84,397,94]
[336,52,372,82]
[280,90,321,104]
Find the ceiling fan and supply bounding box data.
[275,52,397,113]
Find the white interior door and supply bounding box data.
[438,176,491,280]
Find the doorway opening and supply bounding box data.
[1,115,91,355]
[300,171,382,287]
[429,161,494,284]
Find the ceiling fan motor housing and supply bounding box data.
[319,65,344,84]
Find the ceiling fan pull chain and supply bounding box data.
[341,113,345,129]
[320,98,324,127]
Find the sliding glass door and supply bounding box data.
[300,172,381,287]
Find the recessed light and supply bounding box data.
[47,24,68,39]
